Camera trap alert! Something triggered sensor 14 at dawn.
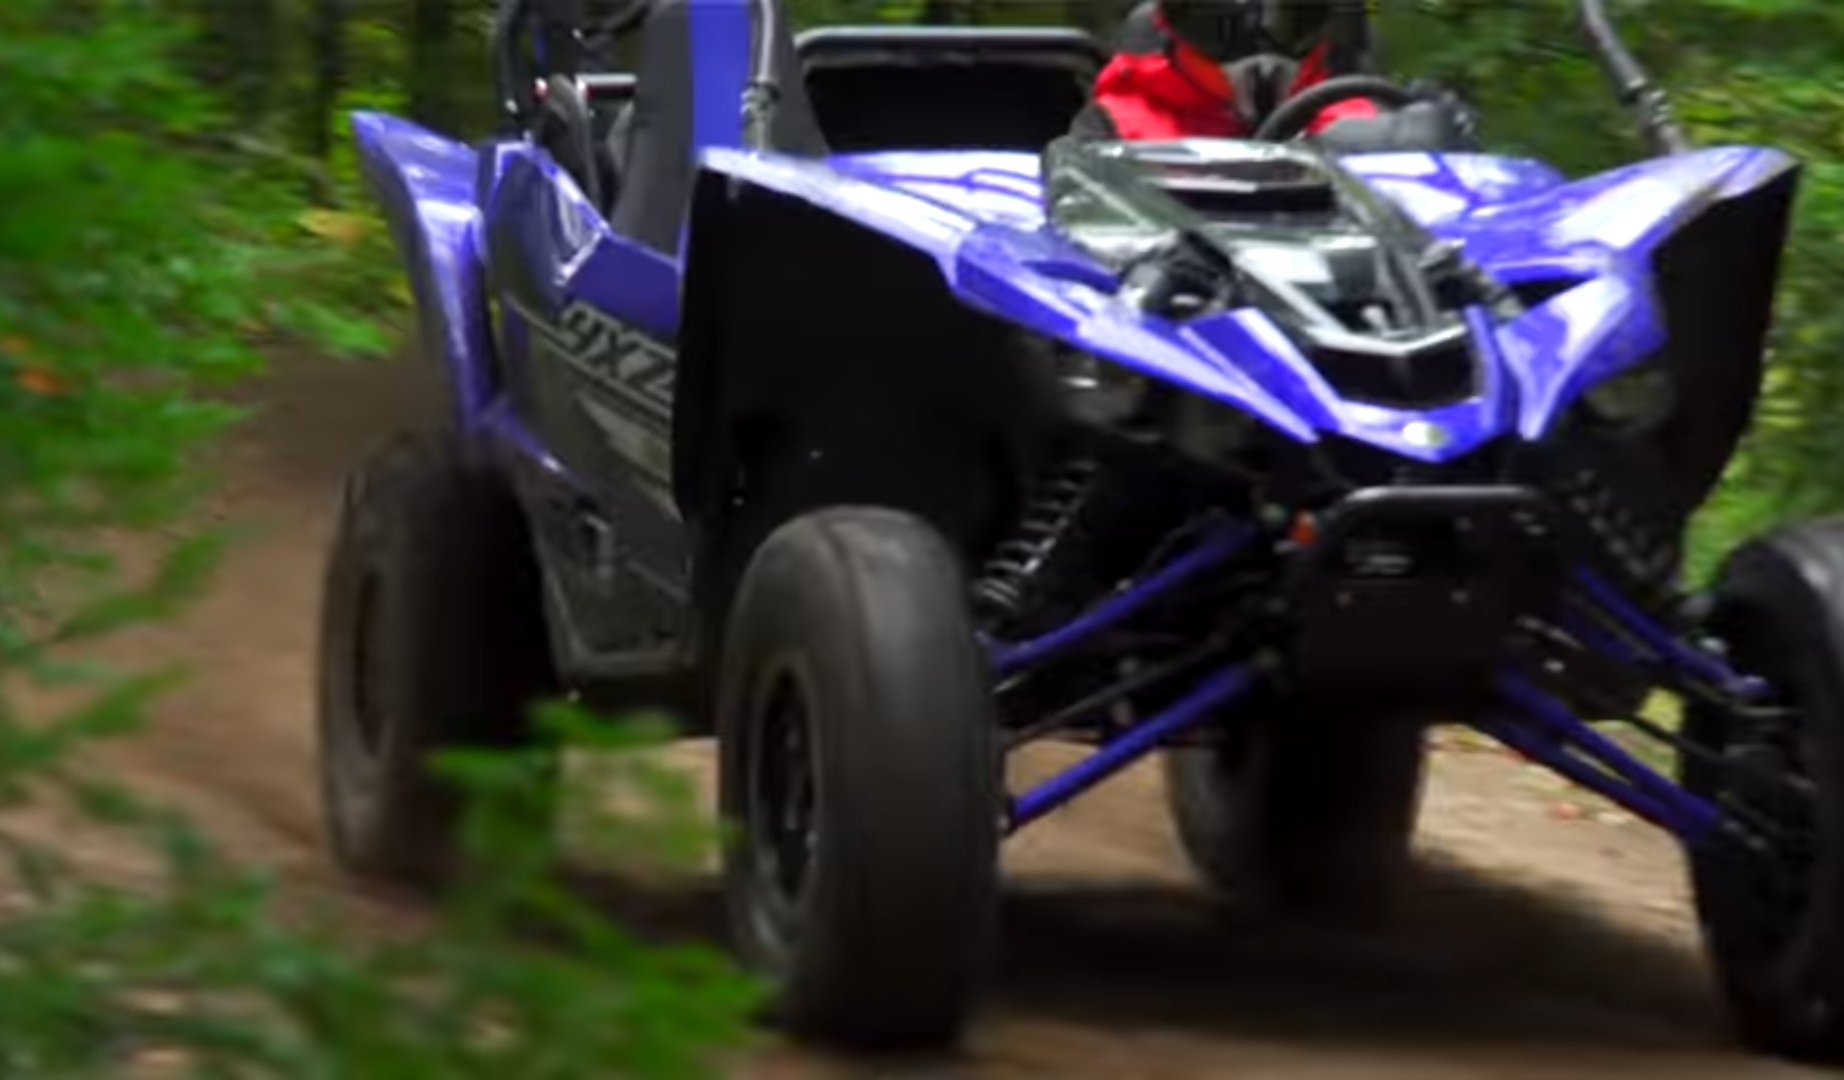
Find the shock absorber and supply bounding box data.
[975,453,1098,628]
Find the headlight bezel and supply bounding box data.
[1578,358,1676,436]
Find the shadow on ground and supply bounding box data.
[564,853,1725,1064]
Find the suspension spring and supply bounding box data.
[975,454,1098,626]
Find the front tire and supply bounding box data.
[1164,705,1426,917]
[717,507,1001,1049]
[317,433,555,887]
[1685,519,1844,1061]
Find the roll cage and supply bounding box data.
[493,0,1108,249]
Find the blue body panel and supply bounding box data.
[354,96,1794,468]
[476,138,681,335]
[351,113,498,428]
[698,143,1795,461]
[345,5,1800,844]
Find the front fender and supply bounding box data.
[672,163,1064,550]
[351,111,494,426]
[684,148,1323,444]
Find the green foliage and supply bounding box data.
[0,706,759,1078]
[0,1,755,1076]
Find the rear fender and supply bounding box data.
[687,148,1326,442]
[351,112,494,428]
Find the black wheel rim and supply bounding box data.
[745,661,820,950]
[1710,608,1822,959]
[348,570,390,763]
[1737,685,1819,948]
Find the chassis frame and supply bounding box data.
[992,483,1775,852]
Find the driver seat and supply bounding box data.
[532,74,610,211]
[611,0,827,255]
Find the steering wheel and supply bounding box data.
[1252,75,1425,143]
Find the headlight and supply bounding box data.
[1057,350,1148,427]
[1168,393,1262,463]
[1581,361,1674,434]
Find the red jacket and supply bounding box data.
[1089,9,1379,141]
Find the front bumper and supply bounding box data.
[1285,485,1564,700]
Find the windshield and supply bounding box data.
[1041,136,1464,339]
[1043,137,1357,253]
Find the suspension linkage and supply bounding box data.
[988,521,1256,678]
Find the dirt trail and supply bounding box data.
[65,349,1834,1077]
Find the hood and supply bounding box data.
[698,140,1797,463]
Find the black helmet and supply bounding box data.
[1159,0,1363,63]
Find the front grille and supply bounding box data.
[1315,435,1514,491]
[1509,419,1691,609]
[1307,337,1478,409]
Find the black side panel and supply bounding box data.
[672,171,742,535]
[507,293,692,663]
[609,0,695,254]
[1648,168,1800,516]
[795,27,1096,152]
[803,64,1091,152]
[675,180,1068,619]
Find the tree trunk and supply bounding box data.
[190,0,283,129]
[306,0,349,164]
[407,0,456,133]
[921,0,960,25]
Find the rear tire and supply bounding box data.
[317,433,556,887]
[1164,705,1425,917]
[716,507,1001,1049]
[1685,519,1844,1062]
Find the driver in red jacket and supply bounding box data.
[1071,0,1383,143]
